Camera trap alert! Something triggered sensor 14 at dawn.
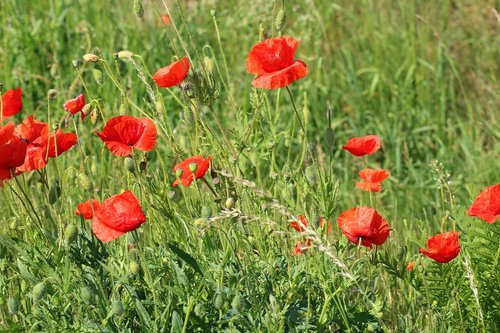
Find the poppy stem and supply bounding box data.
[201,177,218,198]
[285,86,306,134]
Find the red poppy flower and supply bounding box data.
[291,239,312,256]
[0,129,27,181]
[356,168,390,192]
[34,128,77,158]
[96,115,157,156]
[289,215,332,234]
[161,14,170,25]
[64,93,86,119]
[153,57,189,88]
[75,199,101,220]
[1,88,22,120]
[14,116,49,173]
[15,115,48,144]
[91,191,146,242]
[172,155,211,187]
[337,207,390,248]
[467,183,500,224]
[246,36,308,90]
[406,261,415,271]
[342,135,381,157]
[419,232,460,263]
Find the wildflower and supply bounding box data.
[64,93,86,119]
[337,207,390,248]
[420,232,460,263]
[291,240,311,256]
[356,168,390,192]
[1,88,22,120]
[0,124,27,182]
[406,261,415,271]
[91,191,146,242]
[161,14,170,25]
[289,215,332,234]
[35,127,77,158]
[342,135,381,157]
[172,155,211,187]
[246,36,308,89]
[153,57,189,88]
[467,183,500,224]
[96,115,157,156]
[75,199,101,220]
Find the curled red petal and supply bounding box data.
[419,232,460,263]
[153,57,189,88]
[64,93,86,118]
[342,135,381,157]
[359,169,390,183]
[75,199,101,220]
[251,60,308,90]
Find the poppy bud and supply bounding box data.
[117,50,134,59]
[155,100,165,113]
[396,245,406,261]
[111,300,124,316]
[139,156,147,172]
[64,224,78,245]
[8,298,19,315]
[203,56,214,74]
[124,157,136,174]
[210,9,217,17]
[194,302,204,317]
[92,68,104,85]
[225,197,235,209]
[175,168,183,178]
[83,54,99,63]
[275,8,287,32]
[325,127,335,148]
[47,89,58,99]
[201,206,212,219]
[130,260,140,274]
[48,178,61,205]
[72,59,82,68]
[78,173,93,192]
[90,108,100,125]
[213,292,224,310]
[305,166,317,188]
[231,294,242,312]
[32,282,47,303]
[134,0,144,19]
[82,103,92,117]
[80,286,92,304]
[20,280,27,293]
[189,162,198,173]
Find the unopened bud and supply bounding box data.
[210,9,217,17]
[305,165,317,188]
[8,298,20,314]
[175,168,183,178]
[124,157,136,174]
[130,260,140,274]
[225,197,235,209]
[111,300,124,316]
[134,0,144,19]
[189,163,198,173]
[92,68,104,85]
[325,127,335,148]
[90,108,100,125]
[275,8,287,32]
[78,173,93,192]
[83,54,99,63]
[47,89,58,99]
[82,103,92,117]
[118,50,134,59]
[203,56,214,74]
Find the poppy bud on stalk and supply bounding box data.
[92,68,104,85]
[111,300,124,316]
[47,89,58,99]
[175,168,183,178]
[325,127,335,148]
[72,59,82,68]
[275,9,287,32]
[117,50,134,59]
[189,162,198,173]
[78,173,93,192]
[130,260,140,274]
[90,108,100,125]
[225,197,235,209]
[305,165,317,188]
[83,54,99,63]
[124,157,136,174]
[134,0,144,19]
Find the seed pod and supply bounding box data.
[83,54,99,63]
[124,157,136,174]
[80,286,92,304]
[189,162,198,173]
[92,68,104,85]
[48,178,61,205]
[275,8,287,32]
[78,173,93,192]
[64,224,78,245]
[175,168,183,178]
[134,0,144,19]
[32,282,47,303]
[231,294,247,312]
[210,9,217,17]
[305,165,317,188]
[8,298,20,314]
[213,292,224,310]
[47,89,58,99]
[325,127,335,148]
[129,260,140,274]
[111,300,124,316]
[117,50,134,59]
[225,197,235,209]
[201,206,212,219]
[90,108,100,125]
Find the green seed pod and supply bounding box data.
[225,197,235,210]
[213,292,224,310]
[92,68,104,85]
[305,165,317,188]
[82,103,92,117]
[175,168,183,178]
[64,224,78,245]
[78,173,93,192]
[134,0,144,19]
[32,282,47,303]
[203,56,214,74]
[396,245,406,261]
[325,127,335,148]
[275,8,287,32]
[210,9,217,17]
[129,260,140,274]
[80,286,92,304]
[47,89,58,99]
[124,157,136,174]
[201,206,212,219]
[8,298,20,315]
[310,214,321,229]
[111,300,124,316]
[48,178,61,205]
[189,162,198,173]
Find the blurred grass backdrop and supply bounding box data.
[0,0,499,331]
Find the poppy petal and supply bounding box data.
[467,183,500,224]
[356,181,382,192]
[359,169,390,183]
[153,57,189,88]
[1,88,22,120]
[75,199,101,220]
[342,135,381,157]
[246,36,299,74]
[64,93,86,117]
[419,232,460,263]
[251,60,308,90]
[337,207,390,248]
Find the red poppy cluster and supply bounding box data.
[246,36,308,90]
[76,191,146,242]
[172,155,211,187]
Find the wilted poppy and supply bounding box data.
[96,115,157,156]
[342,135,381,157]
[291,239,311,256]
[356,168,390,193]
[289,215,332,234]
[172,155,211,187]
[75,199,101,220]
[1,88,22,120]
[467,183,500,224]
[153,57,189,88]
[337,207,390,248]
[91,191,146,242]
[419,232,460,263]
[161,14,170,25]
[64,93,86,120]
[0,127,27,181]
[246,36,308,90]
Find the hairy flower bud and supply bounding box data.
[83,54,99,63]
